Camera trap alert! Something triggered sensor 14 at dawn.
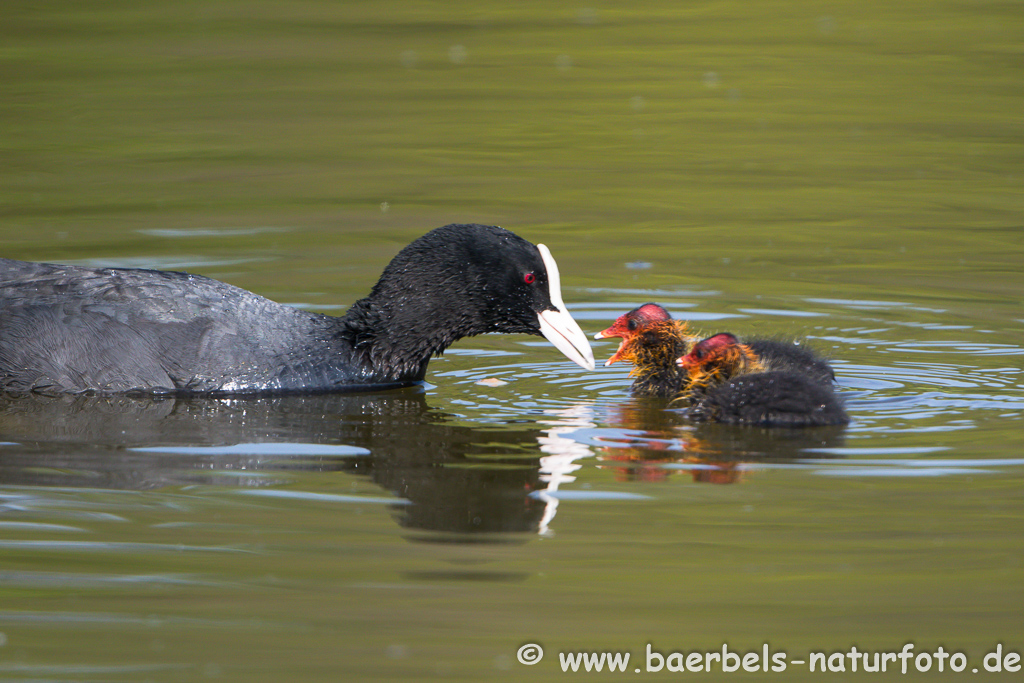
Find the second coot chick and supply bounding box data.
[677,332,848,427]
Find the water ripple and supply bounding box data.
[0,540,254,553]
[236,489,410,505]
[0,521,87,533]
[813,466,991,478]
[527,490,650,501]
[130,442,369,456]
[0,570,219,588]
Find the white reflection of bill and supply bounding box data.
[534,404,596,536]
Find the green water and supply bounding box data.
[1,1,1023,681]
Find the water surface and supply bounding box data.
[1,2,1022,680]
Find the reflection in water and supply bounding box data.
[534,404,598,535]
[0,390,849,540]
[0,391,592,536]
[594,398,847,484]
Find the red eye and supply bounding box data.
[523,272,535,284]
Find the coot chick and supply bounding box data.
[0,224,595,395]
[677,332,764,394]
[678,333,848,427]
[594,303,694,398]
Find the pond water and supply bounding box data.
[2,2,1023,681]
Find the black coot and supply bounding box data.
[678,332,848,427]
[0,224,595,395]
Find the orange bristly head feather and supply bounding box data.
[676,332,764,392]
[596,303,691,367]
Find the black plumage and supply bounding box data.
[681,334,848,427]
[0,224,594,395]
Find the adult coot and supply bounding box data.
[0,224,595,395]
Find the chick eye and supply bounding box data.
[523,272,536,284]
[627,319,638,331]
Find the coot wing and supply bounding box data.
[0,259,325,393]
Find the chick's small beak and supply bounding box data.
[603,340,631,367]
[594,318,632,366]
